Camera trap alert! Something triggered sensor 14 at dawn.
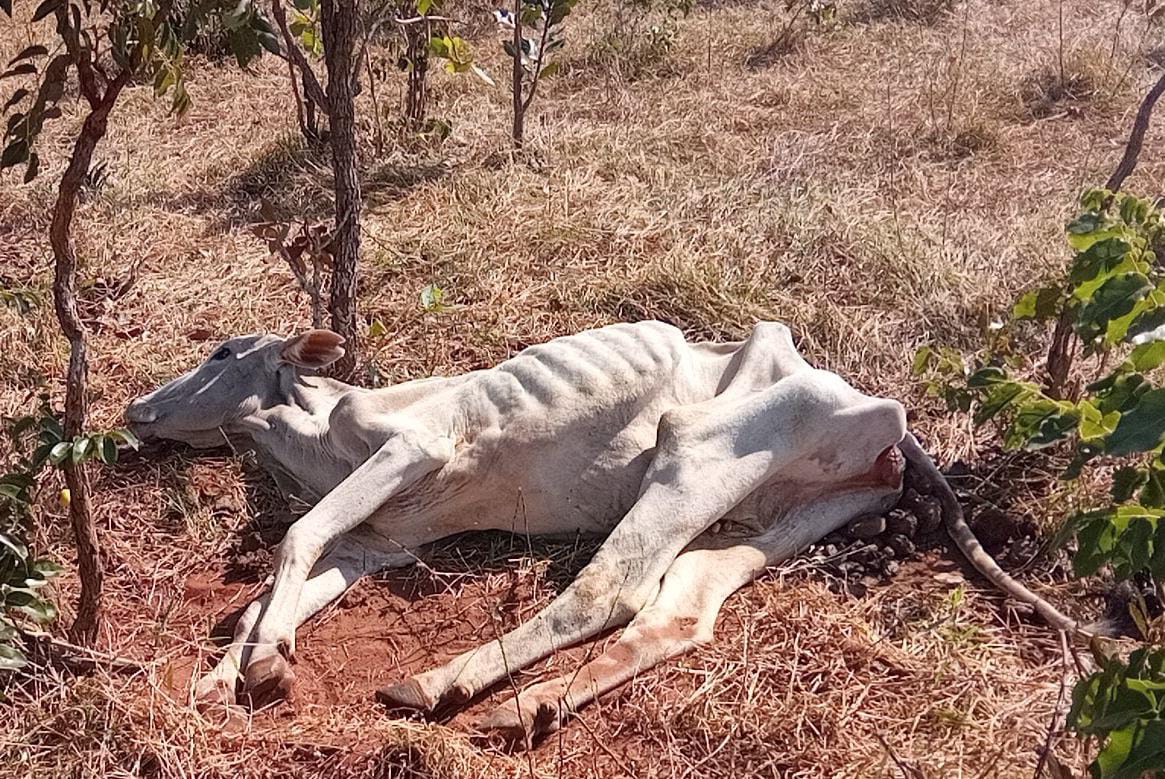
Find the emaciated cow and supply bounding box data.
[126,321,1078,743]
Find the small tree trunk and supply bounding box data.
[511,0,524,149]
[304,73,323,140]
[322,0,361,378]
[404,23,429,128]
[50,75,128,646]
[1045,70,1165,396]
[272,0,329,145]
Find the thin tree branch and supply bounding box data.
[270,0,331,113]
[1105,70,1165,193]
[521,4,554,115]
[54,7,102,108]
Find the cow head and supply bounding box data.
[125,330,345,448]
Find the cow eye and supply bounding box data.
[211,346,231,362]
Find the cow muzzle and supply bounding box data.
[125,398,159,425]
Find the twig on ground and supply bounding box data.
[1033,630,1074,779]
[21,629,147,672]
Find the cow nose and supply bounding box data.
[126,399,158,424]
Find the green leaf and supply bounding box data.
[30,0,63,22]
[8,45,48,66]
[98,435,118,465]
[974,381,1029,426]
[5,590,35,607]
[19,596,56,623]
[116,429,140,450]
[23,152,39,183]
[1005,398,1078,449]
[1143,462,1165,509]
[1092,372,1150,415]
[1,87,28,113]
[429,35,450,58]
[539,61,560,78]
[1067,210,1103,237]
[71,436,92,464]
[0,531,28,560]
[1112,467,1147,502]
[1012,286,1062,321]
[1070,238,1133,290]
[48,440,70,465]
[1107,389,1165,456]
[1,139,29,169]
[1078,273,1153,343]
[30,559,63,579]
[912,346,934,376]
[1129,307,1165,341]
[1126,341,1165,372]
[0,62,36,80]
[967,365,1007,387]
[1077,399,1121,442]
[0,643,26,671]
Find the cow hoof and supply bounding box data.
[444,680,474,707]
[478,696,562,745]
[376,677,440,713]
[242,653,295,709]
[193,675,236,710]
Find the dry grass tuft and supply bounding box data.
[852,0,956,26]
[1019,62,1101,120]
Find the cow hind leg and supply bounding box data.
[194,533,403,709]
[476,542,768,745]
[478,477,904,745]
[376,405,784,715]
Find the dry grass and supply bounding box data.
[1,0,1164,775]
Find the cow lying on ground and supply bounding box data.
[126,321,1078,743]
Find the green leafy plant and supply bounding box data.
[0,398,140,668]
[2,0,275,644]
[497,0,577,149]
[269,0,328,143]
[1070,647,1165,778]
[370,0,487,132]
[915,189,1165,777]
[1,403,64,670]
[593,0,692,78]
[1,0,278,178]
[0,531,62,670]
[288,0,324,55]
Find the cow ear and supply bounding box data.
[280,329,346,369]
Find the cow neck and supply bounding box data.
[240,369,360,496]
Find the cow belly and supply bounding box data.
[361,418,659,545]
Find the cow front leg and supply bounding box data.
[194,534,408,709]
[241,430,452,703]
